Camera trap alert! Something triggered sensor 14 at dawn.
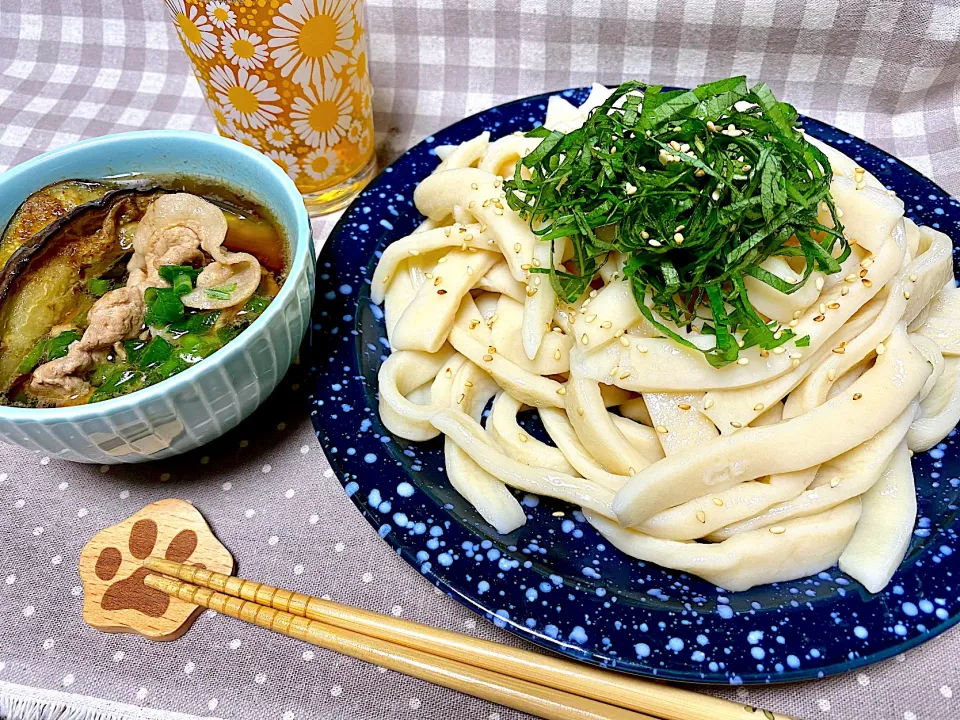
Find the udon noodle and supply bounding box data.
[373,85,960,592]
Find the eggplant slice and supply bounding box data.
[0,181,117,270]
[0,187,165,395]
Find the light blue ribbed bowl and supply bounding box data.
[0,130,314,463]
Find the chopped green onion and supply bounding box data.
[158,264,201,296]
[87,278,114,297]
[144,287,185,326]
[138,336,173,367]
[145,356,187,385]
[89,368,144,403]
[172,273,194,296]
[158,265,201,284]
[242,295,270,317]
[16,339,48,375]
[177,334,219,357]
[168,310,219,334]
[89,361,120,388]
[204,282,237,301]
[123,339,148,365]
[45,330,82,361]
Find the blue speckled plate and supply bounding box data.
[305,87,960,685]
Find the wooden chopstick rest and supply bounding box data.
[78,499,233,640]
[143,573,652,720]
[144,558,797,720]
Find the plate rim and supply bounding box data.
[307,85,960,685]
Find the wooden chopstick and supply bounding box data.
[143,572,650,720]
[144,559,796,720]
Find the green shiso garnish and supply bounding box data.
[504,76,847,367]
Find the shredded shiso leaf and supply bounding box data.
[504,76,846,367]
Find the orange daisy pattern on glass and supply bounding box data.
[164,0,374,194]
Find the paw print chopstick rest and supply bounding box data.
[79,498,234,640]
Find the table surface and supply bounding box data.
[1,2,960,720]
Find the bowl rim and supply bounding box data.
[0,129,313,422]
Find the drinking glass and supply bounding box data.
[164,0,377,215]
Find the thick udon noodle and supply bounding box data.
[373,85,960,592]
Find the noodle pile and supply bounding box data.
[373,85,960,592]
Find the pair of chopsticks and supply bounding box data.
[143,559,794,720]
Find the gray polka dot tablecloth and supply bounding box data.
[2,2,960,720]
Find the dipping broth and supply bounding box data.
[0,178,287,407]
